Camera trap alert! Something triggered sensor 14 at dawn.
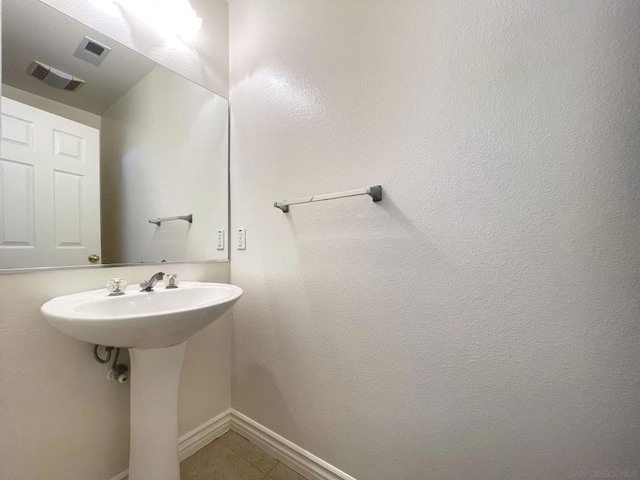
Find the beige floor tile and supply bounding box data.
[267,462,308,480]
[180,440,265,480]
[218,431,278,473]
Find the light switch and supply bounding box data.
[216,229,225,250]
[237,228,246,250]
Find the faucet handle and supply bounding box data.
[107,278,128,296]
[164,273,179,289]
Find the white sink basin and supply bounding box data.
[41,281,242,349]
[41,280,242,480]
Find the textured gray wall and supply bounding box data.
[229,1,640,478]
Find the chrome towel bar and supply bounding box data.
[274,185,382,213]
[149,214,193,226]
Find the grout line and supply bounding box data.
[222,430,280,476]
[260,460,280,480]
[261,461,279,478]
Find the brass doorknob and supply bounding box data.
[88,254,100,264]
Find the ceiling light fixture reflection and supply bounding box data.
[87,0,203,42]
[86,0,120,16]
[122,0,203,42]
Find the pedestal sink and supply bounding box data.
[41,281,242,480]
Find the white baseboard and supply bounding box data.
[109,408,354,480]
[110,471,129,480]
[229,409,356,480]
[110,409,232,480]
[179,409,232,461]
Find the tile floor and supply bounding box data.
[180,430,308,480]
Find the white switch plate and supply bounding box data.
[237,228,246,250]
[216,229,225,250]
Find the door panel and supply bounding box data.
[53,170,83,247]
[53,129,85,162]
[0,159,35,247]
[1,113,33,148]
[0,97,100,268]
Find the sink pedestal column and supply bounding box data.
[128,341,187,480]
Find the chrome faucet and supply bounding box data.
[139,272,165,292]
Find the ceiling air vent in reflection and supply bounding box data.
[74,36,112,66]
[27,61,85,92]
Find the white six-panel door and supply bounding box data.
[0,97,100,268]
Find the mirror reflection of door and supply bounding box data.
[0,0,229,271]
[0,97,100,268]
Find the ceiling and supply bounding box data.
[2,0,157,115]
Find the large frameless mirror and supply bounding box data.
[0,0,229,271]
